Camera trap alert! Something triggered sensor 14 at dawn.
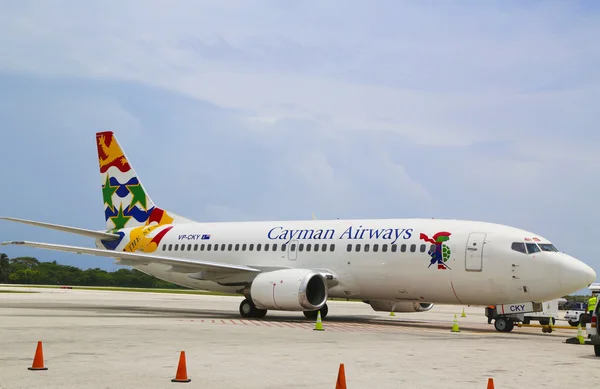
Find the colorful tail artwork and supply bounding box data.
[96,131,192,251]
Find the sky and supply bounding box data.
[0,1,599,294]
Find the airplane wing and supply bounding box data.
[0,217,120,241]
[0,240,261,274]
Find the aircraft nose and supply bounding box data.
[560,255,596,292]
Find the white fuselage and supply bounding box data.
[98,218,595,306]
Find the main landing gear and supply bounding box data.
[303,303,328,320]
[238,299,330,320]
[239,299,267,318]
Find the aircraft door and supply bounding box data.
[287,240,298,261]
[465,232,486,271]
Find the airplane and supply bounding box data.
[1,131,596,329]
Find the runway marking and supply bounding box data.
[176,318,568,337]
[185,318,470,333]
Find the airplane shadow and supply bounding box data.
[0,301,577,339]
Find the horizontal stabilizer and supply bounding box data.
[0,217,120,241]
[0,240,261,274]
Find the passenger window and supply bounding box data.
[330,244,335,252]
[373,244,379,252]
[314,244,319,252]
[208,244,212,251]
[194,244,198,251]
[242,244,247,251]
[200,244,205,251]
[291,244,296,251]
[299,243,304,252]
[382,244,388,252]
[400,244,406,253]
[511,242,526,254]
[162,244,166,251]
[280,244,285,251]
[420,244,426,253]
[257,244,262,251]
[235,244,240,251]
[355,244,361,252]
[526,243,541,254]
[391,244,397,252]
[168,244,172,251]
[410,244,416,252]
[221,244,225,251]
[322,244,327,252]
[228,244,232,251]
[364,244,370,252]
[264,244,269,251]
[174,244,179,251]
[306,244,311,252]
[249,244,254,251]
[188,244,192,251]
[430,244,435,253]
[347,244,352,252]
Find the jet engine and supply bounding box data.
[249,269,328,311]
[366,300,435,313]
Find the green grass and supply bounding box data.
[5,284,238,296]
[0,290,38,294]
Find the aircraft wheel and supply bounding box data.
[254,308,267,318]
[303,304,328,320]
[239,299,267,318]
[239,299,254,318]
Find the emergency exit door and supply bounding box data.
[465,232,486,271]
[287,240,298,261]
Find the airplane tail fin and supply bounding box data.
[96,131,192,232]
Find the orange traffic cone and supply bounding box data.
[487,377,495,389]
[171,351,191,383]
[28,341,48,371]
[335,363,346,389]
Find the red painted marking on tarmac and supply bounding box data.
[230,320,237,324]
[240,320,249,325]
[212,320,215,323]
[277,321,297,328]
[221,320,226,324]
[201,320,204,323]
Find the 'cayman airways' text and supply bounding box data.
[267,226,413,245]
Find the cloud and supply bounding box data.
[0,1,599,292]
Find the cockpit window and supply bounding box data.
[538,243,558,252]
[525,243,541,254]
[511,242,526,254]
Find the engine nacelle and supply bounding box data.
[366,300,435,313]
[249,269,328,311]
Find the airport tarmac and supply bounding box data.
[0,285,596,389]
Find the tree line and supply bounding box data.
[0,253,183,289]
